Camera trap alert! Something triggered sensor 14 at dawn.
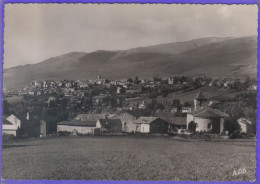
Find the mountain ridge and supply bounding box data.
[4,35,257,90]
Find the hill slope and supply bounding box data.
[4,36,257,90]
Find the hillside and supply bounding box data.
[4,36,257,90]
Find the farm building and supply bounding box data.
[57,120,97,135]
[2,118,20,136]
[156,112,187,132]
[134,117,168,133]
[237,118,256,134]
[110,112,137,132]
[97,119,122,133]
[6,114,21,128]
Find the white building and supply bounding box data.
[57,120,97,135]
[2,114,21,136]
[187,92,229,134]
[237,118,256,134]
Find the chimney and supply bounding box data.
[26,112,30,120]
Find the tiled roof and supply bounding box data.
[156,113,186,125]
[98,119,122,125]
[2,119,12,125]
[134,117,158,124]
[191,106,229,118]
[58,120,97,127]
[75,114,107,121]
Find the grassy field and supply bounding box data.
[2,136,256,181]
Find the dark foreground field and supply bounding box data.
[2,136,256,181]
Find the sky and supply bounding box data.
[4,4,258,68]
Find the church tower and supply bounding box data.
[194,91,207,111]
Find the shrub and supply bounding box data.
[188,121,196,133]
[94,128,101,135]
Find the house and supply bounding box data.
[187,92,229,133]
[171,107,178,113]
[156,112,187,132]
[57,120,97,135]
[110,112,137,132]
[6,114,21,128]
[237,118,256,134]
[96,118,122,133]
[134,117,168,133]
[2,118,20,136]
[182,107,192,114]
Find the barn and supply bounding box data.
[2,119,19,136]
[110,112,137,132]
[134,117,168,133]
[96,119,122,133]
[57,120,97,135]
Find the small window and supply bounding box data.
[196,123,198,128]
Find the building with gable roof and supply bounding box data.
[57,120,97,135]
[110,111,137,132]
[134,117,168,133]
[96,118,122,133]
[187,91,229,134]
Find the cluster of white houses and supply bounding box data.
[2,91,256,136]
[57,113,169,135]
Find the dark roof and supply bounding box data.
[2,119,12,125]
[156,113,186,126]
[134,117,158,124]
[189,106,229,118]
[98,119,122,125]
[195,91,207,100]
[98,119,122,132]
[58,120,97,127]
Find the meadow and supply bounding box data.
[2,136,256,181]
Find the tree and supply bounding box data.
[127,78,133,83]
[3,99,10,115]
[154,103,164,111]
[188,121,196,133]
[172,99,180,108]
[183,101,191,107]
[224,118,241,135]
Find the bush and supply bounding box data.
[224,118,241,135]
[188,121,196,133]
[94,128,101,135]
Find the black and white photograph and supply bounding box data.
[1,3,258,181]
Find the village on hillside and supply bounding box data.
[2,75,257,139]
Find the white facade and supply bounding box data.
[187,115,225,133]
[57,125,95,135]
[2,125,18,136]
[6,114,21,128]
[237,118,254,134]
[140,124,150,133]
